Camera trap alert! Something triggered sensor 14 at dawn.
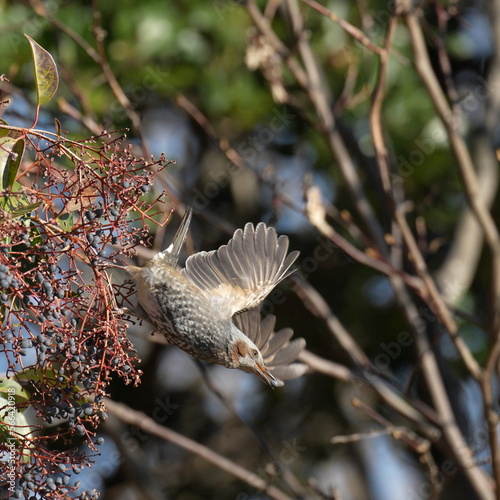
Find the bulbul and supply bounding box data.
[126,209,306,387]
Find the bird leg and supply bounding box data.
[115,303,149,322]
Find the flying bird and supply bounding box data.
[126,209,306,386]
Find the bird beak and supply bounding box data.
[256,363,280,388]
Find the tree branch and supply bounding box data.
[104,399,297,500]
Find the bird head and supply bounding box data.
[229,326,278,387]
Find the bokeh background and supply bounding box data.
[1,1,499,499]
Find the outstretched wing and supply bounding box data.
[181,222,299,318]
[233,308,307,386]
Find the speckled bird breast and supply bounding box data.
[137,265,233,366]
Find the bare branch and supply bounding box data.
[104,399,298,500]
[399,0,500,341]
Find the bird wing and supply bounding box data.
[181,222,299,317]
[233,308,307,386]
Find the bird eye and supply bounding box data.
[252,349,258,357]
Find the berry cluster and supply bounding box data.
[0,132,171,498]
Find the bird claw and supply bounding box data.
[116,304,149,321]
[114,307,129,316]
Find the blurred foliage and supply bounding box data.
[1,0,495,499]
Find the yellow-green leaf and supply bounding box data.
[9,201,42,218]
[16,366,57,385]
[0,379,30,404]
[0,181,40,217]
[0,119,10,138]
[25,34,59,106]
[57,212,74,232]
[0,135,25,190]
[0,397,32,462]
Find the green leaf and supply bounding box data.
[25,34,59,106]
[9,202,42,219]
[0,135,25,190]
[0,182,40,218]
[57,212,74,232]
[0,379,31,459]
[54,117,62,137]
[0,397,32,462]
[16,366,57,385]
[0,379,30,405]
[0,119,10,138]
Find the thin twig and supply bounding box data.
[368,10,481,380]
[298,350,354,383]
[482,335,500,500]
[301,0,384,56]
[292,277,371,369]
[91,2,144,145]
[249,0,388,253]
[175,96,422,293]
[368,8,491,498]
[400,1,500,344]
[104,399,296,500]
[30,0,101,63]
[175,92,439,441]
[350,399,442,499]
[294,280,441,439]
[350,399,430,454]
[194,360,309,498]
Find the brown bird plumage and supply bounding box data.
[126,209,305,387]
